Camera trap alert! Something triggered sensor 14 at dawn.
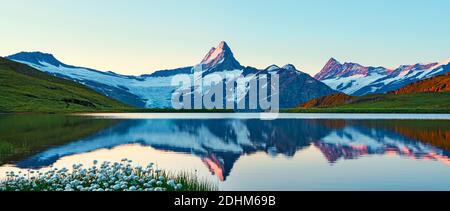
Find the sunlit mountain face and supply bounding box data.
[8,117,450,181]
[315,57,450,96]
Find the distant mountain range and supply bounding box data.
[299,72,450,110]
[4,41,450,110]
[315,57,450,96]
[6,41,335,109]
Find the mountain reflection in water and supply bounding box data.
[12,118,450,181]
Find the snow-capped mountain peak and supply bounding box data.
[7,51,69,68]
[201,41,230,64]
[200,41,243,72]
[282,64,297,71]
[265,64,300,72]
[317,57,450,96]
[326,57,341,67]
[314,58,344,80]
[265,64,280,71]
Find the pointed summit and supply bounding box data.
[200,41,243,72]
[327,57,340,64]
[201,41,228,64]
[217,40,231,51]
[315,58,344,80]
[326,58,342,68]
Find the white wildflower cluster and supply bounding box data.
[0,159,184,192]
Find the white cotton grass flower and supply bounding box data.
[167,180,176,187]
[0,159,217,192]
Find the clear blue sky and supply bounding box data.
[1,0,449,75]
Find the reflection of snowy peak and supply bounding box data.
[317,125,441,163]
[315,58,450,96]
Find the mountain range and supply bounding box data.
[315,57,450,96]
[6,41,335,109]
[4,41,450,110]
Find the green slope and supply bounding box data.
[332,92,450,112]
[286,92,450,113]
[0,57,131,113]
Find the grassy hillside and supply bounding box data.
[0,57,130,113]
[299,93,357,108]
[334,92,450,109]
[288,92,450,113]
[391,72,450,94]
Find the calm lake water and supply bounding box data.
[1,113,450,190]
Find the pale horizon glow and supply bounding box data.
[1,0,449,76]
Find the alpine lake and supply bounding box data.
[1,113,450,191]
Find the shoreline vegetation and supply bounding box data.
[0,108,235,114]
[1,108,450,114]
[283,108,450,114]
[294,92,450,113]
[0,159,218,192]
